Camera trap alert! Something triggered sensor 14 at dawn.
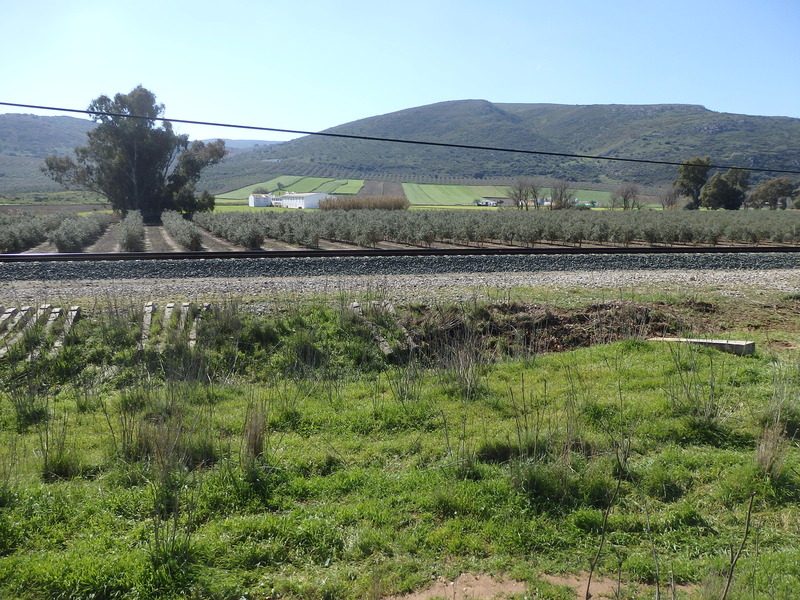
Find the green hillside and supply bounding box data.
[200,100,800,192]
[3,102,800,197]
[0,114,95,194]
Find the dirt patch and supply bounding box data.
[542,573,618,599]
[86,226,120,253]
[404,300,682,356]
[763,339,798,351]
[197,228,244,251]
[358,181,406,196]
[144,224,182,252]
[542,573,698,599]
[385,573,526,600]
[383,572,698,600]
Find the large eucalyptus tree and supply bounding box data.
[43,86,226,219]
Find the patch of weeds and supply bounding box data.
[6,384,49,432]
[571,507,605,534]
[660,501,708,530]
[624,552,695,585]
[638,459,692,502]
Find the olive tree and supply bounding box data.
[43,86,226,219]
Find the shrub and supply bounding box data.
[319,195,409,210]
[118,211,145,252]
[0,212,60,252]
[48,213,110,252]
[162,210,203,250]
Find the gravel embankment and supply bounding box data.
[1,252,799,303]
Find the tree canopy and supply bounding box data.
[674,156,713,210]
[43,86,226,218]
[700,168,749,210]
[748,177,796,210]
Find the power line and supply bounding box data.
[2,100,799,176]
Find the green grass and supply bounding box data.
[215,176,306,200]
[469,185,512,198]
[216,177,365,201]
[0,290,798,599]
[402,183,485,205]
[328,180,364,194]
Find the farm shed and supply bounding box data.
[248,194,273,207]
[271,192,332,209]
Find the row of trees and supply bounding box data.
[192,208,800,249]
[507,164,796,213]
[0,213,62,253]
[507,178,579,210]
[674,157,797,211]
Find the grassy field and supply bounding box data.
[2,178,623,210]
[0,284,798,599]
[402,183,487,205]
[217,178,365,201]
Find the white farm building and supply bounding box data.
[248,192,333,209]
[248,193,273,207]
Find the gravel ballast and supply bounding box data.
[4,251,800,281]
[2,252,799,303]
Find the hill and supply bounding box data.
[0,114,96,194]
[0,113,276,195]
[200,100,800,192]
[3,102,800,196]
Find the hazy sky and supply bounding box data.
[2,0,799,141]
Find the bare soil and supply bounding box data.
[86,226,120,253]
[0,204,107,215]
[196,227,244,251]
[358,181,405,196]
[385,571,696,600]
[144,224,182,252]
[385,573,526,600]
[406,300,683,355]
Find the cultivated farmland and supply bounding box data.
[186,208,800,251]
[217,177,365,202]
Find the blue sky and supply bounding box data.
[2,0,799,141]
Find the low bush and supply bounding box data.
[0,212,62,253]
[319,195,409,210]
[48,212,110,252]
[161,210,202,250]
[118,211,145,252]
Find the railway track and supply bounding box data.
[2,244,800,263]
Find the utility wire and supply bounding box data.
[2,100,799,175]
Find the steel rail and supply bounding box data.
[2,245,800,263]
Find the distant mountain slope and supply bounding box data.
[0,113,95,158]
[202,100,800,191]
[3,103,799,196]
[0,113,277,194]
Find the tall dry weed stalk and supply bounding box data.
[387,358,425,410]
[664,342,736,424]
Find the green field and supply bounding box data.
[0,285,798,599]
[214,176,627,208]
[217,177,365,201]
[469,185,512,198]
[402,183,487,205]
[215,176,305,200]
